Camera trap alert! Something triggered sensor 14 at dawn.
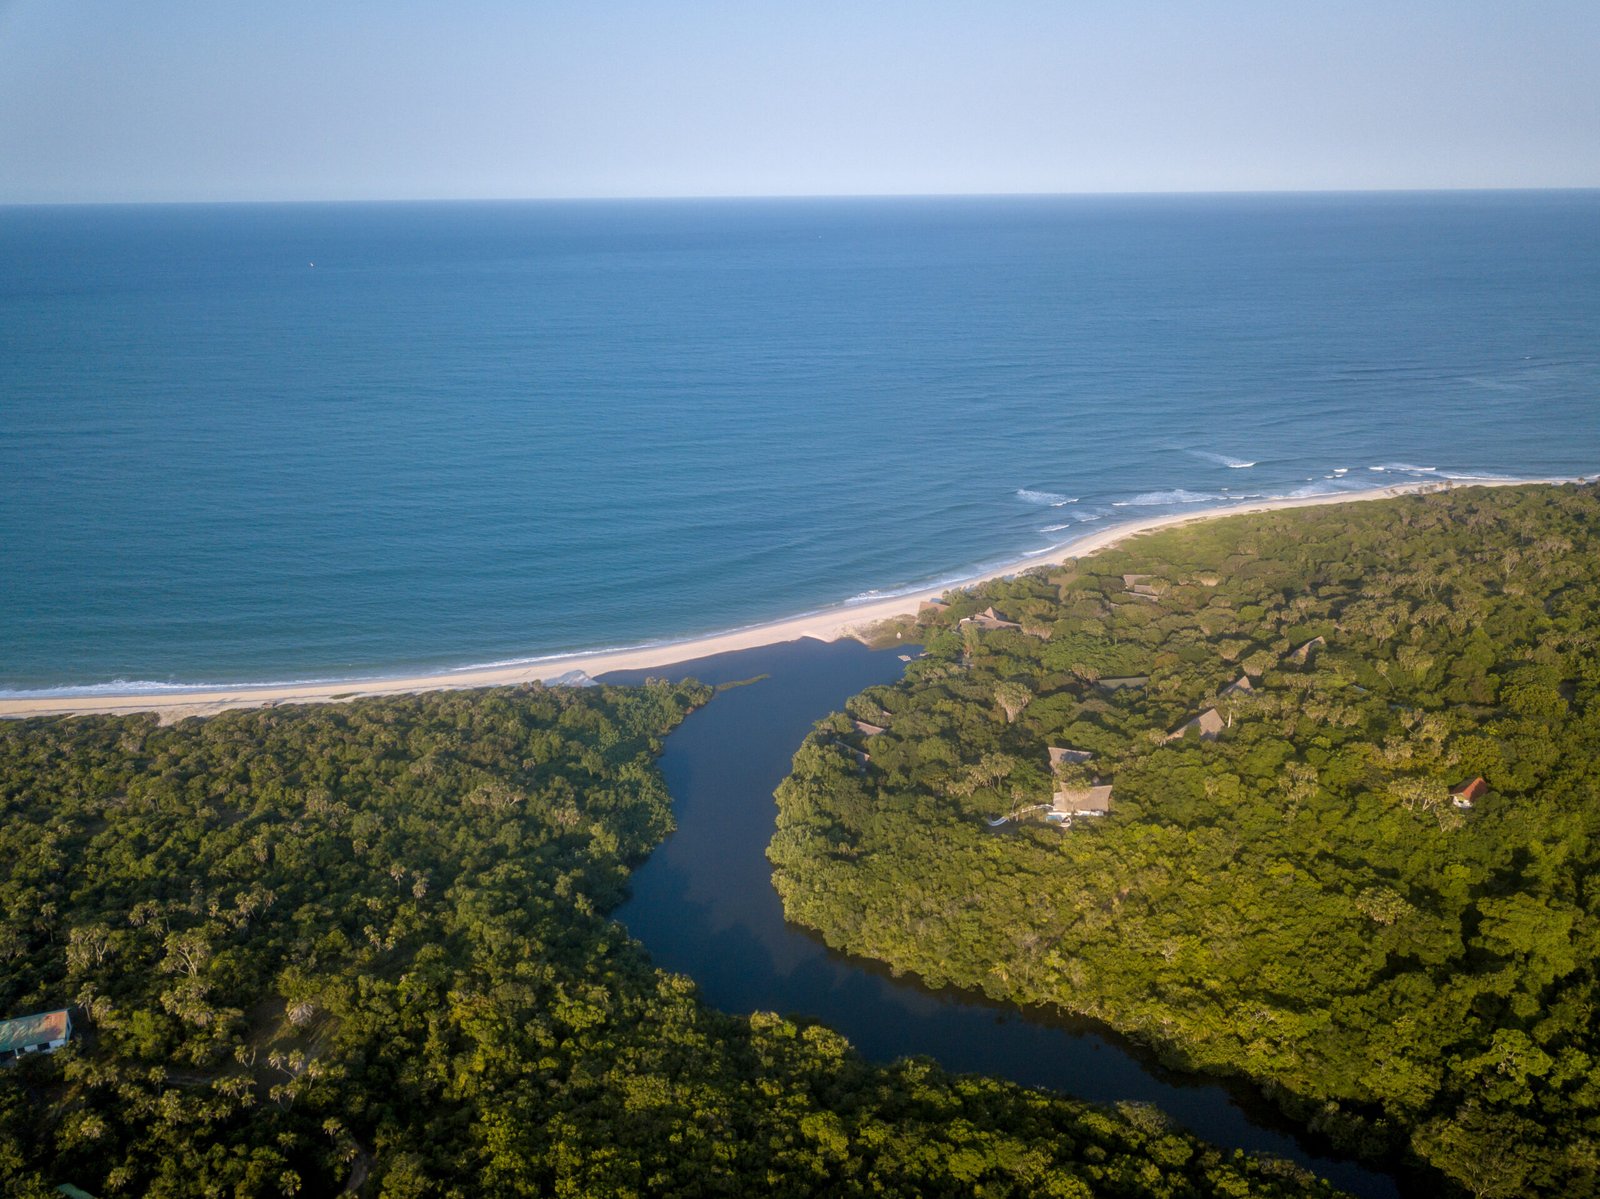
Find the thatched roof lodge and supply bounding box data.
[918,599,950,617]
[852,719,887,737]
[548,669,597,688]
[1450,776,1487,808]
[1165,708,1225,743]
[1121,573,1160,600]
[1096,676,1148,692]
[823,736,871,770]
[1051,784,1113,819]
[1220,674,1254,697]
[960,606,1023,632]
[1289,635,1326,664]
[1047,746,1094,769]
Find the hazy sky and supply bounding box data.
[2,0,1596,203]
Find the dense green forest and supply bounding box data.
[771,482,1600,1199]
[0,684,1338,1197]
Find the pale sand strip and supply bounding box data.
[0,478,1566,721]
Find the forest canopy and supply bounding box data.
[1,682,1334,1198]
[771,482,1600,1199]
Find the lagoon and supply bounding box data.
[607,638,1404,1199]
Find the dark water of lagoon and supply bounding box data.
[605,638,1403,1199]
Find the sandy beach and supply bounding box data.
[0,478,1564,721]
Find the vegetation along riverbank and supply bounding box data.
[2,681,1343,1197]
[772,481,1600,1198]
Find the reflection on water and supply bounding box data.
[606,638,1401,1199]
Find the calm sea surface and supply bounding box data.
[3,193,1597,692]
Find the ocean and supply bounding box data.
[2,192,1597,694]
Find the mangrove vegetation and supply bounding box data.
[772,482,1600,1198]
[1,682,1334,1197]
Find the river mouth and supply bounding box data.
[604,636,1403,1199]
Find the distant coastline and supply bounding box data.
[0,476,1571,722]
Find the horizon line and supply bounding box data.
[4,184,1599,210]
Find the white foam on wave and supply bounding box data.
[1015,488,1078,507]
[1187,449,1258,469]
[841,568,985,606]
[0,673,357,699]
[1285,482,1344,499]
[1367,463,1522,483]
[1111,489,1226,507]
[818,473,1454,621]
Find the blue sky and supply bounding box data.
[2,0,1596,202]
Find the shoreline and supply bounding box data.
[0,477,1566,721]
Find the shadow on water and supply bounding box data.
[604,637,1403,1199]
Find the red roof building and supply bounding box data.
[0,1009,72,1060]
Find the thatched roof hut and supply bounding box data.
[1047,746,1094,770]
[1096,676,1148,692]
[1052,784,1113,817]
[1289,636,1326,664]
[1165,708,1225,743]
[960,606,1022,631]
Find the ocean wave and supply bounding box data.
[0,636,706,698]
[1040,508,1109,532]
[1369,463,1438,475]
[1187,450,1258,468]
[841,570,980,606]
[1284,482,1344,499]
[1015,488,1078,507]
[1366,463,1523,483]
[1111,489,1226,507]
[0,675,352,699]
